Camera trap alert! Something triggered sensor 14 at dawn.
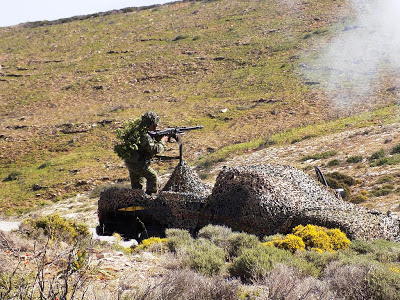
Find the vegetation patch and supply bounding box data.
[300,150,337,162]
[20,213,90,243]
[2,171,21,182]
[265,225,350,253]
[132,237,168,254]
[346,155,363,163]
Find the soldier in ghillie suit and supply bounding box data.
[114,111,168,194]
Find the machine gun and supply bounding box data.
[148,125,203,142]
[148,125,203,164]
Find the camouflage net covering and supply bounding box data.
[98,188,151,212]
[162,160,211,196]
[206,164,400,241]
[99,163,400,241]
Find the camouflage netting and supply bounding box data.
[153,192,207,233]
[98,188,151,212]
[206,164,400,241]
[162,160,211,196]
[99,163,400,241]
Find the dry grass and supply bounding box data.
[127,269,240,300]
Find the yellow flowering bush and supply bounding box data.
[265,234,305,253]
[327,228,351,250]
[132,237,168,254]
[22,213,89,243]
[263,225,350,253]
[292,225,350,252]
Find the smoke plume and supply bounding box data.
[303,0,400,107]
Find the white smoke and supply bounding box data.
[305,0,400,107]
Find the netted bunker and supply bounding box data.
[98,163,400,241]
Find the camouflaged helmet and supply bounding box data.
[141,111,160,127]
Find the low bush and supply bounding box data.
[391,143,400,154]
[165,228,194,253]
[292,225,350,252]
[183,238,225,276]
[369,149,385,161]
[300,150,337,162]
[172,35,189,41]
[197,224,233,251]
[346,156,363,163]
[129,269,240,300]
[226,232,259,258]
[132,237,168,254]
[366,265,400,300]
[20,214,89,243]
[370,155,400,167]
[370,186,393,197]
[375,175,394,184]
[297,250,339,276]
[261,264,333,299]
[324,261,373,300]
[327,159,340,166]
[2,171,21,182]
[325,171,357,199]
[229,246,292,281]
[264,234,305,253]
[351,193,368,204]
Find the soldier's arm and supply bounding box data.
[141,133,165,155]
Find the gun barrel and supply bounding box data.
[148,125,203,137]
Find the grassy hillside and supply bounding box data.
[1,0,398,214]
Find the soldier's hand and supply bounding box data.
[161,136,169,143]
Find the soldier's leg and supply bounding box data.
[143,166,158,194]
[128,168,145,190]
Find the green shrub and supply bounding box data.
[166,228,194,253]
[38,161,52,169]
[325,172,357,199]
[370,186,393,197]
[375,175,394,184]
[350,239,400,263]
[391,143,400,154]
[21,214,89,243]
[3,171,21,182]
[300,150,337,162]
[197,224,233,251]
[132,237,168,254]
[327,159,340,166]
[326,172,357,186]
[367,265,400,300]
[349,239,374,255]
[369,149,385,161]
[370,155,400,167]
[346,156,363,163]
[297,250,338,276]
[183,238,225,276]
[229,246,292,281]
[351,193,368,204]
[172,35,188,41]
[226,232,260,258]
